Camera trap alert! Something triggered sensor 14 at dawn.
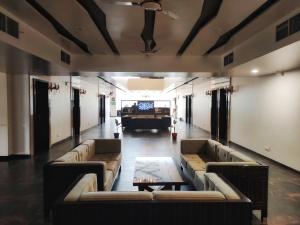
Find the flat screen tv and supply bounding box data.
[137,101,154,112]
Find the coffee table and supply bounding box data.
[133,157,188,191]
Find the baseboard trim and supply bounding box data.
[229,141,300,174]
[51,136,72,148]
[80,124,99,135]
[0,154,31,161]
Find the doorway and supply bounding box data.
[99,95,106,124]
[210,88,229,144]
[33,79,50,154]
[185,95,192,124]
[72,88,80,136]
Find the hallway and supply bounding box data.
[0,119,299,225]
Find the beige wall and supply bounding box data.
[0,72,9,156]
[231,72,300,171]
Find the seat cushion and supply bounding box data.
[71,145,89,161]
[64,174,97,202]
[180,154,201,168]
[229,151,255,162]
[180,139,207,154]
[217,145,235,162]
[153,191,225,201]
[90,153,121,162]
[186,160,206,178]
[104,170,114,191]
[80,192,153,201]
[106,161,120,177]
[204,173,240,200]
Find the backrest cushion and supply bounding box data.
[71,145,89,161]
[204,173,240,200]
[64,174,97,202]
[229,151,255,162]
[180,139,207,154]
[217,145,235,162]
[95,139,121,154]
[55,152,79,163]
[82,139,96,159]
[153,191,225,201]
[205,139,221,160]
[80,192,153,201]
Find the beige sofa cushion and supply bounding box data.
[205,173,240,200]
[71,145,89,161]
[104,170,114,191]
[64,174,97,202]
[153,191,225,201]
[55,152,79,163]
[82,139,96,159]
[229,151,255,162]
[180,139,207,154]
[217,145,235,162]
[180,154,201,167]
[206,139,221,160]
[80,192,153,201]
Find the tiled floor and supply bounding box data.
[0,118,299,225]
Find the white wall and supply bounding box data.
[79,78,99,131]
[231,72,300,171]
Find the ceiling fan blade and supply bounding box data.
[160,9,179,20]
[141,10,156,52]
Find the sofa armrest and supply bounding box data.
[94,139,121,154]
[43,161,106,217]
[180,139,207,154]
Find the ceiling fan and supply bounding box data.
[105,0,179,20]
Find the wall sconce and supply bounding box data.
[48,82,60,92]
[205,90,212,96]
[79,89,87,95]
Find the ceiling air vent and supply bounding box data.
[0,12,6,32]
[289,13,300,35]
[276,20,289,42]
[6,17,19,39]
[224,52,234,66]
[61,50,71,65]
[0,12,19,39]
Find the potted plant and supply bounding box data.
[171,119,177,141]
[114,119,121,139]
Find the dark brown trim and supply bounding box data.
[229,141,300,174]
[177,0,223,55]
[50,136,73,148]
[205,0,279,55]
[97,76,126,92]
[167,77,199,93]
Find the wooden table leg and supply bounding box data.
[138,186,145,191]
[175,184,181,191]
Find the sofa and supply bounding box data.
[43,139,121,218]
[180,139,269,221]
[53,173,252,225]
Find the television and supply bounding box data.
[137,101,154,112]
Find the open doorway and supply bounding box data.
[33,79,50,154]
[185,95,192,124]
[72,88,80,136]
[99,95,106,124]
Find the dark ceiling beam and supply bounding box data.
[77,0,120,55]
[26,0,91,54]
[177,0,223,55]
[205,0,280,55]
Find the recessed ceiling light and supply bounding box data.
[251,69,259,74]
